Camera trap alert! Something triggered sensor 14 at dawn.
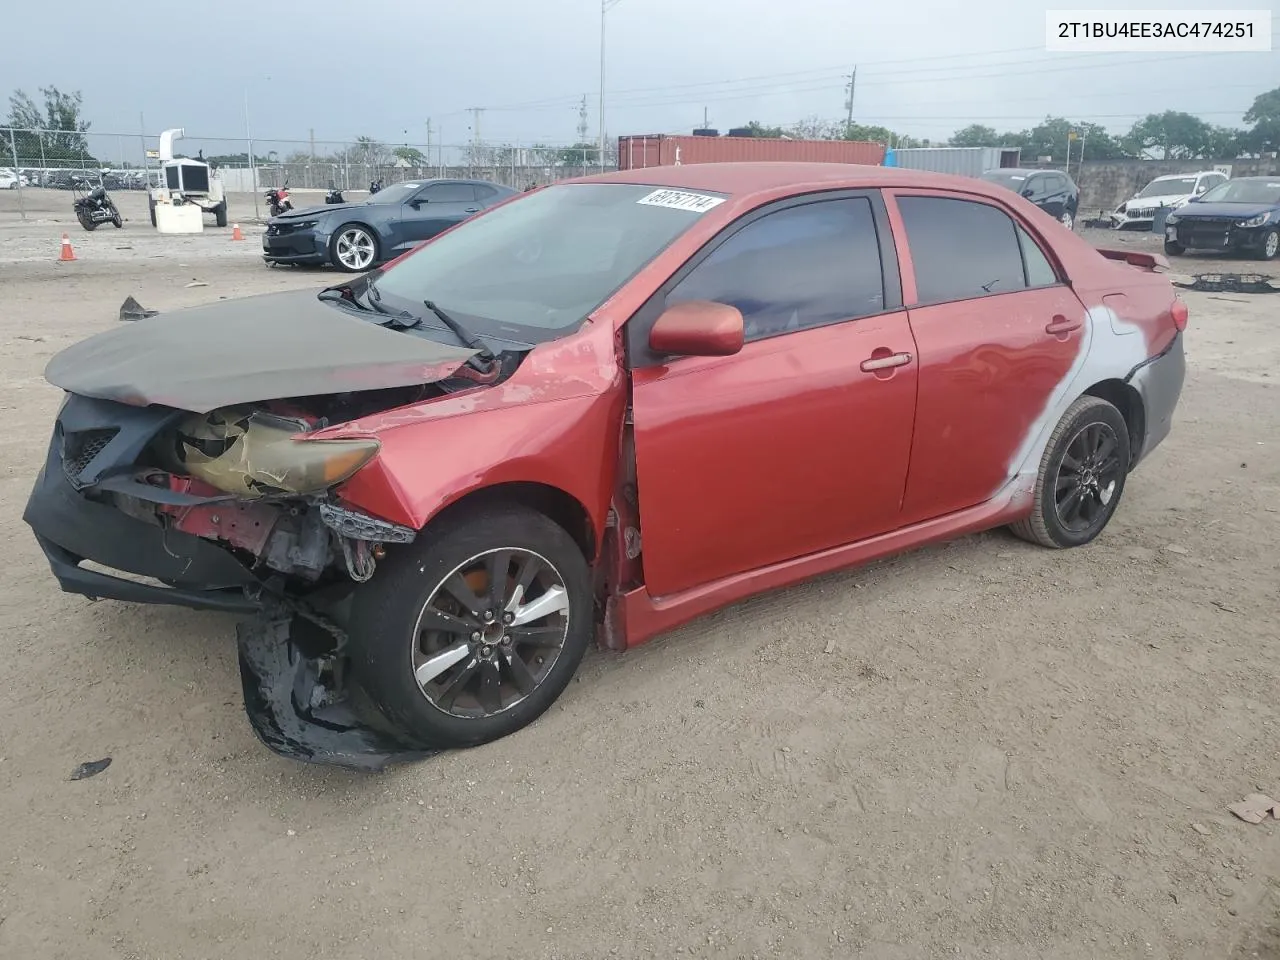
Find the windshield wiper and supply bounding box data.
[424,300,495,362]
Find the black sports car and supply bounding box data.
[263,178,518,272]
[979,168,1080,231]
[1163,176,1280,261]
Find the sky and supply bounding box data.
[3,0,1279,162]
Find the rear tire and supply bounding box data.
[349,505,593,749]
[214,201,228,228]
[1009,396,1131,549]
[1163,240,1185,256]
[148,198,157,227]
[77,212,97,232]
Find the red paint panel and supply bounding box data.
[615,135,886,170]
[630,312,918,599]
[899,286,1087,525]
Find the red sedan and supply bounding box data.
[26,163,1186,768]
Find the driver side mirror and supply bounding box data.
[649,300,744,358]
[409,198,426,208]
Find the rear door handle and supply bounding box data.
[464,206,480,213]
[860,351,913,373]
[1045,315,1082,336]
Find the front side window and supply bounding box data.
[371,182,723,340]
[666,198,885,341]
[897,196,1027,304]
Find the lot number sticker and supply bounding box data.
[637,189,726,213]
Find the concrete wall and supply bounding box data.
[1068,158,1280,216]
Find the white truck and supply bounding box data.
[147,127,229,228]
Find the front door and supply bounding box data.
[401,182,481,250]
[887,191,1088,525]
[628,194,920,599]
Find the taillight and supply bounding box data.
[1170,298,1189,331]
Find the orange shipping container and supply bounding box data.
[615,134,886,171]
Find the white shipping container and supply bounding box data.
[887,146,1021,178]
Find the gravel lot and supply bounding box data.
[1,187,1278,960]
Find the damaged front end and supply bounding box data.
[24,380,485,771]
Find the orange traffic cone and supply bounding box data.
[231,223,244,241]
[59,233,76,262]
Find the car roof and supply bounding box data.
[571,162,1045,202]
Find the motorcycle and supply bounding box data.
[72,181,123,231]
[266,180,293,217]
[369,178,383,195]
[325,184,345,204]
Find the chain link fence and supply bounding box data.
[2,127,616,194]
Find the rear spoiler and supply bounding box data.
[1096,248,1169,272]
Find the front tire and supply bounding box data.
[1256,229,1279,261]
[1009,395,1131,549]
[349,506,593,749]
[329,222,379,272]
[1164,240,1185,256]
[1059,209,1074,231]
[214,201,228,228]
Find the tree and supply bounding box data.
[345,135,392,168]
[1242,85,1280,154]
[949,124,1001,147]
[743,120,786,138]
[1124,111,1216,159]
[393,145,426,166]
[5,86,95,164]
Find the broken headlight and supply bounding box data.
[163,406,379,498]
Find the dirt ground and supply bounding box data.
[1,187,1278,960]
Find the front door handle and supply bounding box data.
[860,351,913,373]
[464,206,480,213]
[1045,315,1082,336]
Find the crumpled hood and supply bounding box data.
[1174,201,1279,220]
[274,201,365,221]
[44,290,480,413]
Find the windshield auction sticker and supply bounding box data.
[1046,9,1271,51]
[637,189,726,213]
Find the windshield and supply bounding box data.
[371,182,725,340]
[1138,177,1197,198]
[366,182,425,205]
[1198,180,1280,205]
[980,171,1028,190]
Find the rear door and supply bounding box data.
[886,191,1088,525]
[402,182,481,247]
[628,192,920,599]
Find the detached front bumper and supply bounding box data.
[1166,220,1274,253]
[262,228,329,266]
[23,397,261,612]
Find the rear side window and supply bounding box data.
[1016,225,1058,287]
[473,184,500,201]
[898,196,1027,303]
[422,183,476,203]
[667,197,885,341]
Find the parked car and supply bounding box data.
[0,169,29,190]
[980,168,1080,230]
[262,178,518,272]
[1163,176,1280,260]
[1110,170,1228,230]
[25,163,1187,769]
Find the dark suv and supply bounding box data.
[980,168,1080,231]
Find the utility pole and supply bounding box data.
[577,96,589,145]
[600,0,622,171]
[703,107,710,129]
[309,127,315,188]
[425,118,432,175]
[468,107,485,176]
[844,67,857,135]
